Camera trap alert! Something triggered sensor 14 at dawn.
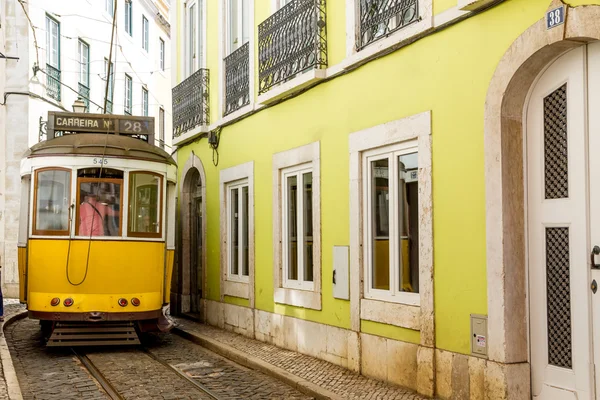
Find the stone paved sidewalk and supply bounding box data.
[0,299,26,400]
[173,316,429,400]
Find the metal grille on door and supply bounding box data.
[544,84,568,199]
[546,227,572,369]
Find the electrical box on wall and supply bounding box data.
[332,246,349,300]
[470,314,488,358]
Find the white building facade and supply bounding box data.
[0,0,172,297]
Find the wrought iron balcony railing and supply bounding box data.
[357,0,418,50]
[78,83,90,112]
[258,0,327,94]
[224,42,250,116]
[172,68,210,138]
[46,64,61,101]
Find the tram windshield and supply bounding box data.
[77,168,123,237]
[34,169,71,235]
[128,172,162,237]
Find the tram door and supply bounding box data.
[190,191,203,315]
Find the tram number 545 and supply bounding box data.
[93,158,108,165]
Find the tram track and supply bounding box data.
[72,345,224,400]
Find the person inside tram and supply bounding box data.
[79,183,119,236]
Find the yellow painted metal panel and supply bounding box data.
[27,239,165,313]
[165,249,174,303]
[18,246,27,303]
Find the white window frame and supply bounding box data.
[220,162,255,303]
[142,15,149,52]
[104,58,114,104]
[348,111,433,335]
[45,15,60,69]
[78,40,89,87]
[124,74,132,114]
[105,0,114,17]
[226,179,250,282]
[345,0,433,63]
[281,164,315,291]
[362,142,419,305]
[158,107,165,148]
[272,142,321,310]
[159,38,165,71]
[225,0,249,55]
[184,0,206,78]
[218,0,255,119]
[142,87,149,116]
[124,0,132,36]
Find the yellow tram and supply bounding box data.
[17,112,176,345]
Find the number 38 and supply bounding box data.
[548,9,561,27]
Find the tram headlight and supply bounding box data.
[131,298,140,307]
[50,298,60,307]
[63,298,74,307]
[118,298,128,307]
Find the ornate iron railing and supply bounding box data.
[224,42,250,116]
[172,68,210,138]
[46,64,61,101]
[258,0,327,94]
[78,83,90,112]
[357,0,418,50]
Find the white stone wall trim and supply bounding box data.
[272,141,322,309]
[348,111,434,349]
[220,161,255,307]
[484,0,600,367]
[360,298,420,330]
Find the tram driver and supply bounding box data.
[79,183,120,236]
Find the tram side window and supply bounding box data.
[34,169,71,235]
[77,170,123,237]
[128,172,162,237]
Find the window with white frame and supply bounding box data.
[227,180,250,281]
[124,74,132,115]
[106,0,114,17]
[104,59,114,113]
[78,40,89,87]
[282,164,314,290]
[159,107,165,149]
[186,1,199,75]
[363,142,419,303]
[159,38,165,71]
[226,0,250,55]
[142,16,149,51]
[124,0,132,36]
[142,87,149,116]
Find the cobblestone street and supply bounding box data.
[5,316,313,399]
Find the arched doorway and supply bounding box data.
[483,1,600,397]
[178,155,207,318]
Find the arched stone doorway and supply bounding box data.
[483,0,600,396]
[175,154,207,318]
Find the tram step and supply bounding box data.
[47,322,141,347]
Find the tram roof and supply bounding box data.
[23,134,176,166]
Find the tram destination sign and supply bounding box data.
[46,112,155,143]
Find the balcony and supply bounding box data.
[78,83,90,112]
[46,64,61,101]
[357,0,419,50]
[224,42,250,116]
[258,0,327,95]
[172,68,210,138]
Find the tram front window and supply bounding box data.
[77,168,123,237]
[34,169,71,235]
[128,172,162,237]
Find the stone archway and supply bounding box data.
[175,153,207,317]
[483,0,600,396]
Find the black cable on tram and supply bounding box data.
[65,0,118,287]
